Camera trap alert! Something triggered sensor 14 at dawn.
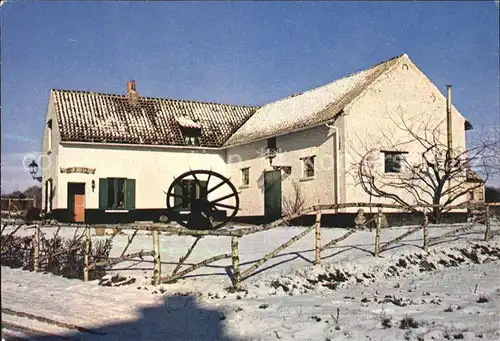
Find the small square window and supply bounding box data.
[241,168,250,187]
[302,156,315,178]
[180,127,201,146]
[477,189,484,201]
[267,137,277,149]
[383,151,406,173]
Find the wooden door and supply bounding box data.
[68,183,85,222]
[264,171,282,222]
[74,194,85,222]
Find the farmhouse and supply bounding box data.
[40,53,477,224]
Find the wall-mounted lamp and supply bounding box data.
[28,160,42,182]
[264,147,291,174]
[91,180,95,192]
[264,147,277,166]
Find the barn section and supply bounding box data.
[42,81,257,224]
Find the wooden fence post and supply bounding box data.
[231,236,241,290]
[484,205,490,241]
[374,207,382,257]
[314,210,322,265]
[83,225,91,281]
[423,209,429,253]
[152,228,161,285]
[33,225,40,272]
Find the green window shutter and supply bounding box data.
[199,181,208,198]
[125,179,136,210]
[99,178,108,210]
[174,183,183,211]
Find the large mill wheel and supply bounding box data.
[166,170,239,230]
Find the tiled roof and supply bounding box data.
[224,54,406,146]
[52,54,412,149]
[52,90,257,148]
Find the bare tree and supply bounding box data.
[282,179,306,218]
[348,107,497,223]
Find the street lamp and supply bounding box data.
[28,160,42,182]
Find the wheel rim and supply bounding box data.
[166,170,239,230]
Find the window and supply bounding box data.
[44,179,53,212]
[383,151,407,173]
[240,168,250,187]
[176,116,202,146]
[301,156,316,178]
[99,178,136,210]
[173,180,207,210]
[476,189,484,201]
[46,120,52,152]
[267,137,277,149]
[180,127,201,146]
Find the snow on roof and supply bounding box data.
[175,116,202,129]
[51,54,409,149]
[224,54,406,147]
[52,90,257,148]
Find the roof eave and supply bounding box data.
[60,140,224,151]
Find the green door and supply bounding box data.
[264,170,282,222]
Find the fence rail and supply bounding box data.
[1,198,35,217]
[1,201,498,289]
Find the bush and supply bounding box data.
[399,316,420,329]
[1,228,112,280]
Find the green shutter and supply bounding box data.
[174,183,183,211]
[199,181,208,198]
[125,179,136,210]
[99,178,108,210]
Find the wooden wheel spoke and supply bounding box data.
[206,181,225,195]
[191,172,201,186]
[206,172,212,187]
[213,202,237,210]
[211,192,237,204]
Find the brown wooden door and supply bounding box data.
[68,182,86,223]
[74,194,85,222]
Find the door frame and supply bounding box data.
[263,170,282,222]
[67,182,86,222]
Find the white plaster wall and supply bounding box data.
[343,56,468,212]
[227,125,336,216]
[55,144,227,210]
[41,95,60,212]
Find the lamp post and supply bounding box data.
[28,160,42,183]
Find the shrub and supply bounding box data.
[1,228,111,280]
[399,316,420,329]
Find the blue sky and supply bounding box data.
[1,1,499,193]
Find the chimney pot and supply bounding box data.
[127,80,136,93]
[126,80,139,106]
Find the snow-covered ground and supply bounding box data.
[2,221,500,340]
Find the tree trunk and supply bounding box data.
[433,206,441,224]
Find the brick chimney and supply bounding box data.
[127,80,140,106]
